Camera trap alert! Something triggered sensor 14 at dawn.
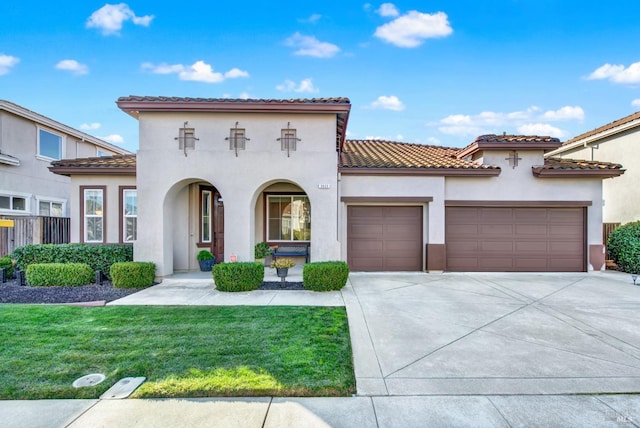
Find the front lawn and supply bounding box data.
[0,305,355,399]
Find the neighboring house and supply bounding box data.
[0,100,130,255]
[50,97,623,276]
[546,111,640,226]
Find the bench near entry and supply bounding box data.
[273,245,310,263]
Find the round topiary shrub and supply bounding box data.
[607,221,640,274]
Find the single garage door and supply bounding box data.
[347,206,423,271]
[446,207,585,272]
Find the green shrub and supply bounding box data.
[110,262,156,288]
[607,221,640,274]
[303,261,350,291]
[254,242,272,259]
[11,244,133,279]
[26,263,94,287]
[213,262,264,292]
[197,250,214,261]
[0,255,14,279]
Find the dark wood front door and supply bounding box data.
[200,185,224,263]
[213,191,224,262]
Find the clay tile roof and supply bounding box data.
[473,134,560,144]
[49,154,136,176]
[340,140,500,175]
[456,134,562,159]
[562,111,640,146]
[533,157,625,178]
[117,95,351,104]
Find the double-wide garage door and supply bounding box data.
[446,207,585,272]
[347,206,423,271]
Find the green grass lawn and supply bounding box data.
[0,305,355,399]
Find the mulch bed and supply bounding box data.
[0,278,305,304]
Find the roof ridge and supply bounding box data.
[563,110,640,145]
[117,95,351,104]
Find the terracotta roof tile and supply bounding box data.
[340,140,499,170]
[473,134,561,144]
[542,157,623,171]
[117,95,351,104]
[563,111,640,145]
[49,154,136,176]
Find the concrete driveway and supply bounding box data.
[344,271,640,396]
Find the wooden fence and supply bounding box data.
[0,216,70,257]
[603,222,621,248]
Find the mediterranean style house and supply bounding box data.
[50,96,624,276]
[0,100,130,255]
[546,111,640,226]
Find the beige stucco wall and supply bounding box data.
[0,111,122,217]
[551,129,637,224]
[135,112,340,276]
[68,175,136,243]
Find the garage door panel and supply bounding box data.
[348,206,422,271]
[446,206,585,272]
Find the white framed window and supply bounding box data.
[267,195,311,242]
[122,189,137,243]
[201,189,212,243]
[0,191,30,214]
[37,198,65,217]
[37,128,64,160]
[83,188,104,243]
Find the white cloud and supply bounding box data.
[377,3,399,17]
[365,135,384,140]
[632,99,640,108]
[433,105,582,137]
[541,106,584,121]
[0,54,19,75]
[369,95,405,111]
[239,92,251,99]
[55,59,88,75]
[426,137,441,145]
[299,13,322,23]
[285,32,340,58]
[101,134,124,144]
[276,78,319,93]
[86,3,154,36]
[79,122,101,130]
[517,123,566,138]
[396,134,404,140]
[142,61,249,83]
[587,61,640,84]
[374,10,452,47]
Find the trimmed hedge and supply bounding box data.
[0,255,14,279]
[303,261,349,291]
[110,262,156,288]
[213,262,264,292]
[26,263,94,287]
[607,221,640,274]
[11,244,133,279]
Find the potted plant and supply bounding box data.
[270,257,296,284]
[197,250,215,272]
[254,242,273,266]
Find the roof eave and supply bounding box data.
[457,141,562,159]
[531,168,625,179]
[547,118,640,157]
[339,167,501,176]
[48,166,136,177]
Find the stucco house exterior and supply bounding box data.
[0,100,130,255]
[546,111,640,226]
[50,96,624,276]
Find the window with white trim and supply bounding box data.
[0,193,29,213]
[122,189,137,242]
[84,189,104,243]
[38,200,64,217]
[267,195,311,241]
[38,128,63,160]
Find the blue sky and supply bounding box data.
[1,1,639,152]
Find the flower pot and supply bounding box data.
[276,267,288,278]
[199,258,215,272]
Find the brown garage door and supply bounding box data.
[347,206,422,271]
[446,207,585,272]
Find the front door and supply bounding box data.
[200,185,224,264]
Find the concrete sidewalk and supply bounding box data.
[2,394,639,427]
[2,270,640,427]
